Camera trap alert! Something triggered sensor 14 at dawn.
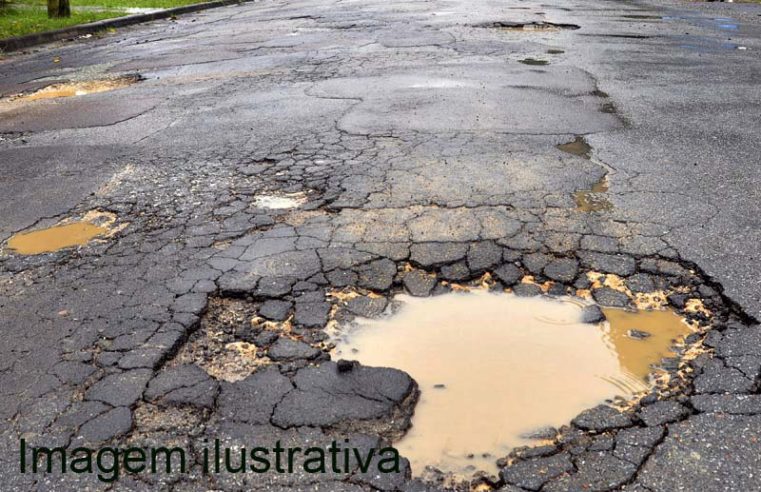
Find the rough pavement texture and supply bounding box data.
[1,0,761,490]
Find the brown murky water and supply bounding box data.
[557,136,592,159]
[601,307,689,381]
[6,75,140,102]
[574,176,613,212]
[332,291,690,475]
[7,222,108,255]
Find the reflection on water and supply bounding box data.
[332,291,691,475]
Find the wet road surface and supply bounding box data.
[1,0,761,490]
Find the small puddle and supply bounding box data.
[5,75,141,103]
[6,211,121,255]
[519,58,549,66]
[333,291,691,475]
[557,136,592,159]
[574,176,613,212]
[7,222,107,255]
[253,193,307,210]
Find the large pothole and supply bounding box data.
[332,290,692,476]
[166,235,730,489]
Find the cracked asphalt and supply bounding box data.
[1,0,761,490]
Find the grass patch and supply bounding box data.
[0,0,214,41]
[0,6,125,38]
[9,0,206,9]
[77,0,205,8]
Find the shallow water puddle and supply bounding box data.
[7,222,108,255]
[6,75,140,103]
[557,137,613,212]
[574,175,613,212]
[332,291,690,475]
[6,210,121,255]
[602,308,690,381]
[557,136,592,159]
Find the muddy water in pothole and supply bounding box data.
[602,308,689,381]
[557,136,592,159]
[556,137,613,212]
[574,176,613,212]
[332,291,690,475]
[6,222,107,255]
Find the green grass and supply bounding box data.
[0,0,209,40]
[77,0,205,8]
[10,0,207,9]
[0,6,125,39]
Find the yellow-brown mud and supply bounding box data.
[332,291,692,475]
[5,210,123,255]
[7,222,107,255]
[4,75,140,103]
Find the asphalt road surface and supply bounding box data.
[1,0,760,490]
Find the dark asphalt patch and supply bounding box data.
[476,21,581,31]
[620,14,663,20]
[519,58,549,66]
